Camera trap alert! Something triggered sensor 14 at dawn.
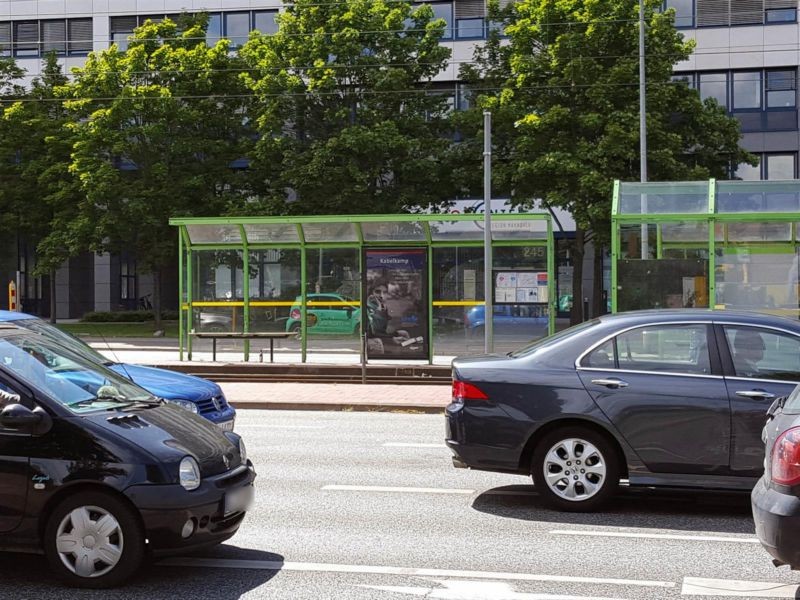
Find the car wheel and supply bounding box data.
[531,426,620,512]
[43,491,145,589]
[289,323,302,340]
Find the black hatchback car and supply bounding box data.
[752,386,800,569]
[0,324,255,588]
[447,309,800,511]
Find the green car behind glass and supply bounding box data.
[285,293,361,337]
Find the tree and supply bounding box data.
[239,0,455,215]
[1,53,80,321]
[453,0,756,323]
[62,15,253,328]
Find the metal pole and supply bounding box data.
[639,0,649,258]
[483,111,493,354]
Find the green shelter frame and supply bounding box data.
[612,179,800,317]
[170,212,555,362]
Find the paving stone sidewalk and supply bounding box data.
[219,382,449,412]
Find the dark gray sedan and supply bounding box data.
[447,309,800,511]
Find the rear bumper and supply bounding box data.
[751,477,800,567]
[446,403,526,474]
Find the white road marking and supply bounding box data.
[157,557,675,588]
[360,579,624,599]
[322,484,474,494]
[550,530,760,544]
[382,442,447,448]
[236,425,326,429]
[681,576,800,597]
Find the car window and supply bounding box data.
[582,339,616,369]
[723,326,800,381]
[509,319,600,358]
[0,335,155,412]
[15,317,110,364]
[615,324,710,375]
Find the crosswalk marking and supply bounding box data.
[682,577,800,597]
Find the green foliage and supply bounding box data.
[453,0,756,239]
[0,53,81,275]
[80,310,179,322]
[239,0,456,215]
[61,15,254,275]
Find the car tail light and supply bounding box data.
[452,379,489,402]
[290,309,301,320]
[772,426,800,485]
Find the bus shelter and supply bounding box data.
[612,179,800,316]
[170,213,555,363]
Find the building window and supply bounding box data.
[0,22,11,57]
[41,20,66,55]
[225,12,250,48]
[456,18,484,39]
[253,11,279,35]
[699,72,728,109]
[664,0,694,27]
[766,69,796,108]
[671,73,695,89]
[766,8,797,23]
[110,16,137,51]
[735,161,761,181]
[207,13,222,46]
[431,3,454,39]
[120,258,136,302]
[766,154,796,180]
[14,21,39,57]
[733,71,761,110]
[68,19,93,55]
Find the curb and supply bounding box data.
[229,401,446,414]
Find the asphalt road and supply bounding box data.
[3,409,799,599]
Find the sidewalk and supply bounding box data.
[219,382,450,413]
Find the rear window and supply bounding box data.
[782,385,800,414]
[508,319,600,358]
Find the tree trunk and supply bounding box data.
[592,241,604,317]
[569,227,585,326]
[153,268,162,331]
[49,267,56,324]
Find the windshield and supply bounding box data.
[0,333,155,413]
[508,319,601,358]
[15,318,111,365]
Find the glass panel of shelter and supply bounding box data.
[302,248,362,357]
[617,222,709,311]
[191,250,245,337]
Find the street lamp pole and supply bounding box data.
[639,1,649,258]
[483,110,493,354]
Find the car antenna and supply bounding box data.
[92,321,134,380]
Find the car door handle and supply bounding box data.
[736,390,776,400]
[591,378,629,389]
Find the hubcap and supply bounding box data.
[543,438,606,502]
[56,505,124,578]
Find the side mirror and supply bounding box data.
[0,404,52,435]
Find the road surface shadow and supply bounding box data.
[0,547,284,598]
[472,484,754,534]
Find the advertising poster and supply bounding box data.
[364,249,428,360]
[494,271,549,304]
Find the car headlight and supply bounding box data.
[239,437,247,464]
[166,399,198,413]
[179,456,201,491]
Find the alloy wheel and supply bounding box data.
[542,437,607,502]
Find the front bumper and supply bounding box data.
[751,477,800,567]
[125,461,256,556]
